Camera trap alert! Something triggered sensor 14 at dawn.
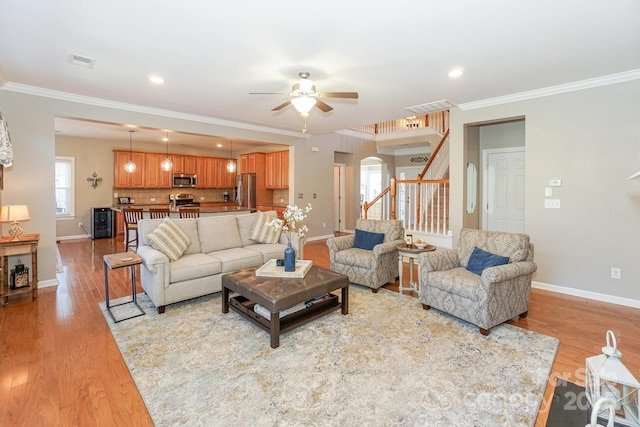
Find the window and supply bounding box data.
[55,156,75,217]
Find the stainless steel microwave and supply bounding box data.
[172,174,197,188]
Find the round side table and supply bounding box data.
[396,244,436,294]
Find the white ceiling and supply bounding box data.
[1,1,639,150]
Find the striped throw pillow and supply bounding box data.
[249,211,282,244]
[147,218,191,261]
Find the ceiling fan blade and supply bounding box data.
[319,91,359,99]
[250,92,288,95]
[315,100,333,113]
[271,101,291,111]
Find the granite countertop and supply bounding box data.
[111,204,252,214]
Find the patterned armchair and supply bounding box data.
[326,219,405,292]
[418,228,537,335]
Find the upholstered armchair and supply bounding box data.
[418,228,537,335]
[327,218,405,292]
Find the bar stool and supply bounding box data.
[123,208,144,252]
[149,208,170,219]
[179,207,200,218]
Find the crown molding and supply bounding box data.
[458,69,640,110]
[1,82,306,139]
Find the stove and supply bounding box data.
[170,193,201,207]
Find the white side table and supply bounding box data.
[397,244,435,294]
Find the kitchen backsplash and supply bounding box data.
[114,188,290,205]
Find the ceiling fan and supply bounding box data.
[250,72,358,116]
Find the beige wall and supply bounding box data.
[450,79,640,304]
[3,78,640,306]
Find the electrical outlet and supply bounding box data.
[611,268,621,279]
[78,221,83,228]
[544,199,561,208]
[150,197,156,202]
[322,222,326,228]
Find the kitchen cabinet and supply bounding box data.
[115,211,124,236]
[144,153,171,188]
[217,159,236,189]
[196,157,219,188]
[265,150,289,189]
[171,155,197,174]
[114,151,146,188]
[240,153,263,174]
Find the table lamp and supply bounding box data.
[0,205,30,240]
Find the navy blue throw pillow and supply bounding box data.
[353,229,385,251]
[466,247,510,275]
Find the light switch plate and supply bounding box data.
[544,199,561,208]
[545,187,553,197]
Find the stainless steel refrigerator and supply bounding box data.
[236,174,256,209]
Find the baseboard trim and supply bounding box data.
[57,234,90,241]
[532,281,640,309]
[307,234,335,242]
[38,278,59,289]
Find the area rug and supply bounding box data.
[100,287,559,427]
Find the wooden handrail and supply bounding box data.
[363,186,391,219]
[418,128,449,180]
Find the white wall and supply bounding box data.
[450,79,640,305]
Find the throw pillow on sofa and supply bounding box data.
[353,229,385,250]
[466,246,510,275]
[250,211,282,244]
[147,218,191,261]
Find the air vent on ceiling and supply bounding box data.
[70,53,96,68]
[406,100,456,115]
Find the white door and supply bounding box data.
[483,148,525,233]
[396,166,423,224]
[333,164,346,232]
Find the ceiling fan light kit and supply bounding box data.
[251,71,358,121]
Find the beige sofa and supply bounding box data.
[136,211,302,313]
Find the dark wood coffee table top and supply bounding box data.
[221,265,349,348]
[222,265,348,312]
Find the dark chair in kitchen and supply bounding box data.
[123,207,144,252]
[149,208,170,219]
[179,207,200,218]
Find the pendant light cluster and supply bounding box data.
[160,132,173,172]
[124,130,136,173]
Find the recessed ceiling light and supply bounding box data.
[448,69,463,78]
[149,75,165,84]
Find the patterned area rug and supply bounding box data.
[100,287,559,427]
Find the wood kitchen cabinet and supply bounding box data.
[265,150,289,189]
[172,155,197,174]
[114,151,146,188]
[196,157,219,188]
[217,159,236,189]
[144,153,171,188]
[240,153,263,174]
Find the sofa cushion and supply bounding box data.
[355,218,404,242]
[236,212,260,247]
[428,267,484,301]
[169,253,222,284]
[244,243,288,262]
[466,247,509,275]
[457,228,530,266]
[206,248,264,273]
[353,229,385,250]
[334,247,375,269]
[198,215,243,253]
[250,211,282,244]
[138,218,201,255]
[146,218,191,261]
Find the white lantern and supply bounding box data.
[585,330,640,426]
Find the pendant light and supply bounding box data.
[160,132,173,171]
[226,140,236,173]
[124,130,136,173]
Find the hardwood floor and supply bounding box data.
[1,236,638,426]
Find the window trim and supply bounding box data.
[55,156,75,218]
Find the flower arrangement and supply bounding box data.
[268,203,312,243]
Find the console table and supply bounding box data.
[0,233,39,305]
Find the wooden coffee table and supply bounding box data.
[222,265,349,348]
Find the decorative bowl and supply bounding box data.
[415,242,427,249]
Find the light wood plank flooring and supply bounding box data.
[0,237,638,426]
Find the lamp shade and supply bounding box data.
[0,205,30,222]
[291,96,317,115]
